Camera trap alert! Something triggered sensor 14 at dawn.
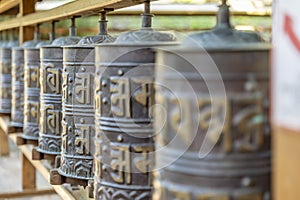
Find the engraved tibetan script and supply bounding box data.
[46,68,60,94]
[110,77,131,117]
[62,73,68,102]
[30,67,39,87]
[94,78,102,115]
[75,73,91,104]
[110,76,154,118]
[110,144,131,184]
[46,105,60,134]
[75,125,90,154]
[132,145,154,173]
[29,102,39,120]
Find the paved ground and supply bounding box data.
[0,140,61,200]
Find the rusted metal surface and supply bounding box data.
[93,2,176,199]
[153,1,271,200]
[35,18,80,160]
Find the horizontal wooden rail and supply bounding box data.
[0,0,147,31]
[0,0,19,14]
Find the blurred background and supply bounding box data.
[0,0,272,41]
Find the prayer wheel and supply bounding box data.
[11,25,43,128]
[153,1,271,199]
[93,2,176,199]
[50,12,115,187]
[0,30,18,114]
[32,18,81,160]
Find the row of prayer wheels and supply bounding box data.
[0,0,271,199]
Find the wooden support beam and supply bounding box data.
[0,0,20,15]
[0,127,9,156]
[0,0,147,31]
[0,116,22,134]
[19,0,35,44]
[0,189,55,199]
[22,153,36,190]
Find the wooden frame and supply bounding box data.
[0,0,148,31]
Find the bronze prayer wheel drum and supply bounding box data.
[94,2,176,199]
[153,1,271,200]
[33,18,80,160]
[51,12,115,186]
[21,46,43,145]
[11,28,44,128]
[0,31,18,114]
[11,48,25,127]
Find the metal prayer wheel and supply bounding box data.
[93,2,176,199]
[32,18,80,160]
[17,24,53,145]
[11,25,44,128]
[153,1,271,200]
[0,30,18,114]
[49,12,115,187]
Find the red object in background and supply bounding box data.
[284,13,300,53]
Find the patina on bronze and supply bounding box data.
[50,11,115,187]
[32,18,81,160]
[0,30,18,114]
[11,25,44,128]
[17,23,54,146]
[93,2,176,199]
[153,1,271,200]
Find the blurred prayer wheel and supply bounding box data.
[0,30,18,114]
[50,12,115,187]
[93,2,176,199]
[32,18,80,160]
[11,25,43,128]
[153,1,271,200]
[17,24,53,146]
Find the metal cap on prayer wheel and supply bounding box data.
[153,1,271,200]
[32,18,81,160]
[50,11,115,187]
[93,2,176,199]
[0,30,19,114]
[11,25,44,128]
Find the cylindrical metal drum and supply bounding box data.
[33,18,81,160]
[93,3,176,199]
[11,35,44,128]
[153,2,271,200]
[21,46,43,145]
[0,34,18,114]
[52,13,115,186]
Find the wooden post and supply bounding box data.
[22,153,36,190]
[19,0,35,45]
[0,128,9,156]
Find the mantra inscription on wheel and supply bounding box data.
[94,2,176,199]
[153,1,271,200]
[0,32,18,114]
[49,13,115,188]
[33,17,80,160]
[11,34,45,128]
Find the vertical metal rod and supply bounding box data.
[141,0,152,28]
[69,17,76,36]
[216,0,231,28]
[34,24,40,41]
[50,21,56,42]
[99,11,108,35]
